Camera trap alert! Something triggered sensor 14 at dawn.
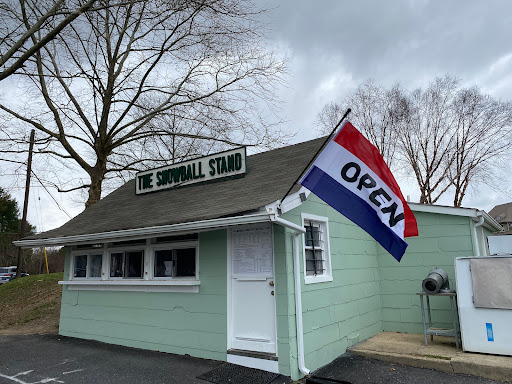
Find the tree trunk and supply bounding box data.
[85,161,107,208]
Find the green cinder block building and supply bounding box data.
[16,138,502,380]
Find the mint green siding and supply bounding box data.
[277,196,484,380]
[378,212,474,334]
[58,199,489,381]
[278,194,383,380]
[59,230,228,361]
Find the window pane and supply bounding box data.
[110,253,124,277]
[155,250,173,277]
[175,248,195,277]
[125,251,143,278]
[74,255,87,277]
[305,224,321,247]
[305,250,324,276]
[89,254,102,278]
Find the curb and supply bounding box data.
[348,347,512,383]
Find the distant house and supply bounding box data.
[489,202,512,233]
[15,137,502,381]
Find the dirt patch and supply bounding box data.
[0,273,62,335]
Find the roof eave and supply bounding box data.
[478,210,504,232]
[14,212,272,248]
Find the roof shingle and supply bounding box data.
[29,137,325,240]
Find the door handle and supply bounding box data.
[269,281,274,287]
[271,290,274,296]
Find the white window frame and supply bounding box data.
[301,213,332,284]
[70,251,104,280]
[150,240,199,280]
[107,245,145,280]
[62,236,200,292]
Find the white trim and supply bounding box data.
[265,187,311,215]
[270,215,306,234]
[410,203,480,217]
[269,215,311,376]
[226,354,279,373]
[150,241,199,280]
[410,203,502,232]
[293,231,311,375]
[227,228,233,351]
[59,279,200,293]
[70,251,103,280]
[301,213,333,285]
[15,212,272,248]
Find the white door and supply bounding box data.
[228,223,277,354]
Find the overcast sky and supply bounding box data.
[3,0,512,233]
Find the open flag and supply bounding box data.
[300,121,418,261]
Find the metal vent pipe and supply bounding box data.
[422,268,450,293]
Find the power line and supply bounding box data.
[31,172,72,219]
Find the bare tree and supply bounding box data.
[316,80,403,167]
[0,0,288,208]
[398,76,459,204]
[449,87,512,206]
[0,0,103,81]
[317,75,512,207]
[316,101,344,135]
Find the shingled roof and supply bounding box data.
[489,202,512,225]
[28,137,325,240]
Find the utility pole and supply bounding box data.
[16,129,35,278]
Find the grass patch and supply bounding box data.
[424,354,452,360]
[0,272,63,333]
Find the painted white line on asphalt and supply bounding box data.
[0,372,65,384]
[62,369,83,375]
[12,371,33,377]
[0,373,28,384]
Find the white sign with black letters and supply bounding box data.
[135,147,246,195]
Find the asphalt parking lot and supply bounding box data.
[0,334,290,384]
[311,353,508,384]
[0,334,508,384]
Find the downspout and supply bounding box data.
[472,212,485,257]
[270,216,311,376]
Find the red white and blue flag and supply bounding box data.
[300,121,418,261]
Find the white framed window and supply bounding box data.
[302,213,332,284]
[109,250,144,279]
[71,252,103,279]
[63,235,200,292]
[152,244,198,279]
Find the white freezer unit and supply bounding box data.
[455,256,512,355]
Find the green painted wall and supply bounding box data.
[378,212,474,334]
[279,194,383,380]
[59,229,228,361]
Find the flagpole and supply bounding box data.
[277,108,351,214]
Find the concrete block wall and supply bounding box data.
[59,230,228,361]
[378,211,475,333]
[280,194,383,380]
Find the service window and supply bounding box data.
[110,251,144,278]
[73,253,103,278]
[154,248,196,278]
[73,255,87,278]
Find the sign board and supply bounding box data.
[135,147,246,195]
[232,223,273,276]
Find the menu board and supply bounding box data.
[232,224,273,276]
